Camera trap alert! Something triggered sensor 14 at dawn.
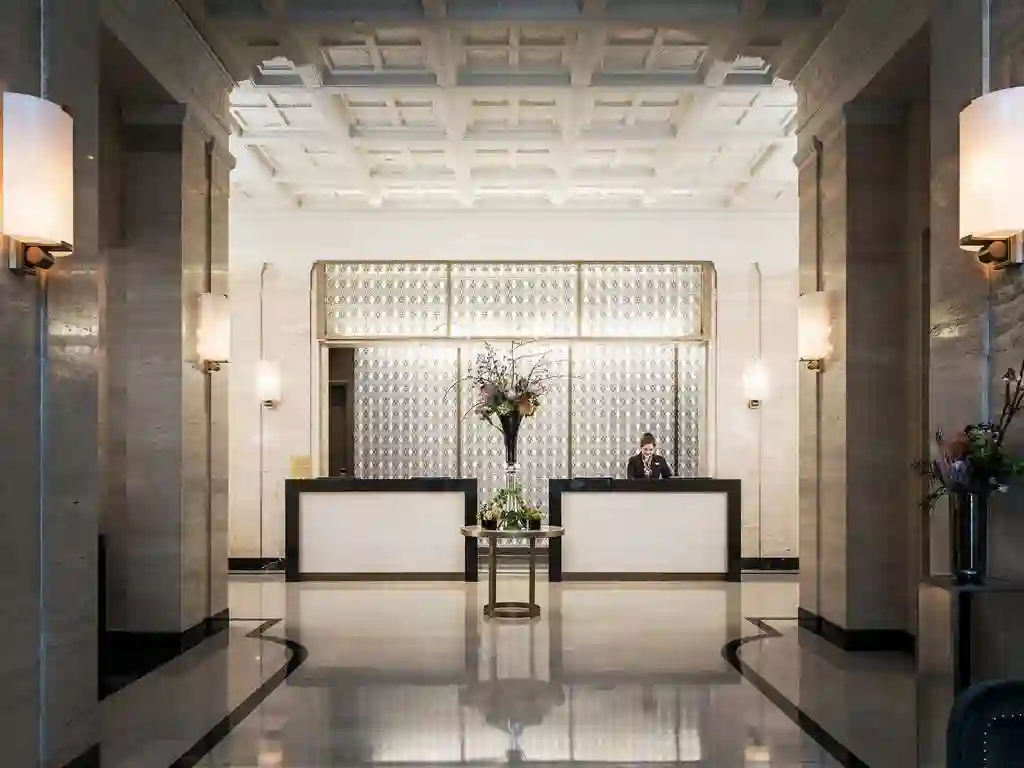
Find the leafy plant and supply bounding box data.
[479,483,543,529]
[917,362,1024,509]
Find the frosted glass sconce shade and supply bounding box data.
[743,359,769,406]
[960,87,1024,240]
[257,360,281,407]
[198,293,230,371]
[798,291,830,370]
[1,92,74,248]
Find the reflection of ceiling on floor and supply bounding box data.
[180,0,844,211]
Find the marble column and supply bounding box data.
[797,102,920,636]
[0,0,102,765]
[104,104,228,634]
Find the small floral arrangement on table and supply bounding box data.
[917,363,1024,509]
[478,484,543,530]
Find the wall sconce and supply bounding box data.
[197,293,230,373]
[798,291,831,371]
[1,92,74,276]
[743,359,768,409]
[256,360,281,408]
[960,86,1024,268]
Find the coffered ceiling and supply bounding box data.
[180,0,844,211]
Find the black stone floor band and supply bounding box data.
[722,617,872,768]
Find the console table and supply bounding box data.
[462,525,565,619]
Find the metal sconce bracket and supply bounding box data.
[261,399,279,409]
[959,233,1024,270]
[803,359,824,372]
[3,234,68,277]
[200,360,223,374]
[747,399,762,410]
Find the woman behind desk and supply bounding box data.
[626,432,673,479]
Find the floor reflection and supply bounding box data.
[173,576,849,767]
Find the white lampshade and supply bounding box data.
[1,92,74,248]
[743,359,769,402]
[798,291,831,362]
[256,360,282,404]
[960,87,1024,239]
[197,293,230,363]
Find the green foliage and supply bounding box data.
[478,483,543,529]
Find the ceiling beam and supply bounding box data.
[235,124,795,146]
[697,0,770,86]
[309,92,384,206]
[203,0,818,26]
[174,0,256,81]
[233,143,301,208]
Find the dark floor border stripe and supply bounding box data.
[798,607,915,654]
[167,618,309,768]
[229,557,285,572]
[722,617,872,768]
[61,743,100,768]
[740,557,799,571]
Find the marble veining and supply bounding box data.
[92,575,922,767]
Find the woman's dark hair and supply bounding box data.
[640,432,656,447]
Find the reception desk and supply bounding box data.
[285,478,478,581]
[548,478,741,582]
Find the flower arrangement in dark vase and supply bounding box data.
[460,341,562,465]
[452,341,563,530]
[918,364,1024,582]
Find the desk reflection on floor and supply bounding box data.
[195,578,843,767]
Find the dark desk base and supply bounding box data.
[562,572,728,581]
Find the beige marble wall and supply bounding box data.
[0,1,103,764]
[795,0,1024,637]
[0,2,232,763]
[104,108,230,634]
[795,17,930,633]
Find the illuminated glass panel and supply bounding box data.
[570,343,677,478]
[449,263,578,337]
[353,345,458,478]
[325,263,448,337]
[579,263,703,337]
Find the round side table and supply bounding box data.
[461,525,565,619]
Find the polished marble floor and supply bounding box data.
[100,575,915,767]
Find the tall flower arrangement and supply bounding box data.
[450,341,565,530]
[460,341,562,462]
[918,363,1024,509]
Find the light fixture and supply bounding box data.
[959,86,1024,268]
[798,291,831,371]
[743,359,769,409]
[1,92,74,276]
[197,293,230,373]
[256,360,281,408]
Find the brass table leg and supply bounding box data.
[528,536,536,607]
[488,537,497,611]
[482,534,541,620]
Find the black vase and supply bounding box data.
[499,410,523,465]
[951,489,989,584]
[481,517,498,531]
[528,518,541,531]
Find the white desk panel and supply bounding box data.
[561,492,728,574]
[299,491,466,574]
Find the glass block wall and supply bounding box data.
[450,264,578,337]
[330,261,711,501]
[570,344,678,478]
[325,263,448,337]
[353,345,459,478]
